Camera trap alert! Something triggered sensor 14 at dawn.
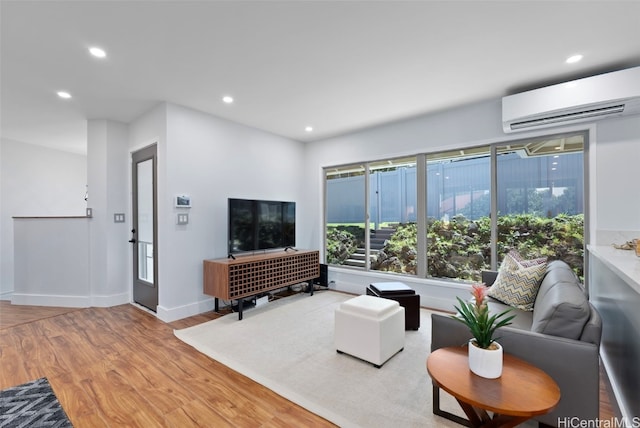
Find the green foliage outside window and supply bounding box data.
[327,213,584,281]
[325,226,363,265]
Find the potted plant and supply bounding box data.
[452,283,515,378]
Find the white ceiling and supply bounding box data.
[2,1,640,155]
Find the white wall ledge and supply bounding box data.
[13,217,90,307]
[327,265,471,313]
[12,216,89,219]
[587,244,640,294]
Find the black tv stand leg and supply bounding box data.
[238,299,243,320]
[214,297,219,313]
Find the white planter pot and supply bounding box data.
[468,340,503,379]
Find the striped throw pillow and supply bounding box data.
[488,253,547,311]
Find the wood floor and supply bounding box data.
[0,300,335,427]
[0,299,617,427]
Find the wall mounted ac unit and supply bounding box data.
[502,66,640,133]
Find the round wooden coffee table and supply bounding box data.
[427,346,560,428]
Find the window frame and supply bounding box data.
[323,130,589,283]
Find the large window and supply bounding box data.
[325,157,417,273]
[369,158,417,275]
[325,164,366,267]
[324,132,586,281]
[495,135,585,278]
[426,147,491,281]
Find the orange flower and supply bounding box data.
[471,283,488,308]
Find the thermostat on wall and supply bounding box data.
[175,195,191,208]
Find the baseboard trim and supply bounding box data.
[157,298,216,323]
[11,293,90,308]
[90,292,130,307]
[9,292,130,308]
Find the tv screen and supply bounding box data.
[228,198,295,254]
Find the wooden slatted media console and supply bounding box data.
[203,249,320,320]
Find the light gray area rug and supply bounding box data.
[174,291,465,428]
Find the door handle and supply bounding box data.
[129,229,136,244]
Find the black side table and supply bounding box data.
[366,282,420,330]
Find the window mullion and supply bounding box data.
[364,163,371,270]
[490,145,498,271]
[417,154,427,278]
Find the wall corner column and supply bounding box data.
[87,119,130,306]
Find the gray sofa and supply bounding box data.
[431,260,602,427]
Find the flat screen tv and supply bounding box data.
[228,198,295,254]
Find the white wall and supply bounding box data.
[592,115,640,244]
[302,99,640,309]
[12,217,90,306]
[589,115,640,422]
[128,102,306,321]
[87,120,130,306]
[0,139,87,298]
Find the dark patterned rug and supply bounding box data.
[0,378,73,427]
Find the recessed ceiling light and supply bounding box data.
[222,96,233,104]
[566,54,583,64]
[305,126,313,132]
[89,47,106,58]
[57,91,71,99]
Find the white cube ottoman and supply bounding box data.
[335,295,405,368]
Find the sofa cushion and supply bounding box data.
[580,303,603,346]
[532,261,590,339]
[488,253,546,311]
[487,298,533,330]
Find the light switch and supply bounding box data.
[177,213,189,225]
[114,213,125,223]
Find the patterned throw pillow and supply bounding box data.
[487,253,547,311]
